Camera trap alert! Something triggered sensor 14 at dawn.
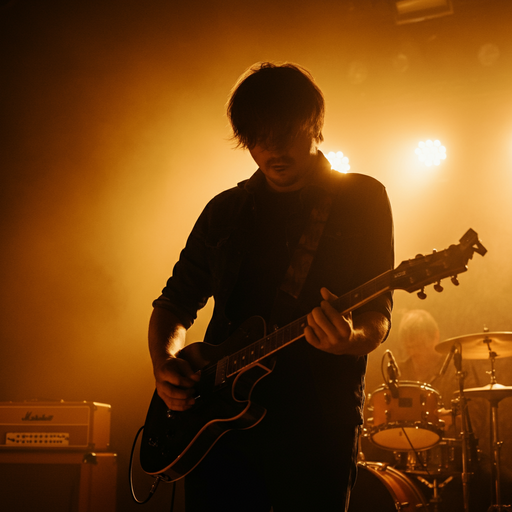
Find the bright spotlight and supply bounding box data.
[326,151,351,173]
[415,139,446,167]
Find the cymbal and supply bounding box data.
[436,332,512,359]
[463,383,512,402]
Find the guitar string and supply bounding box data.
[199,315,308,380]
[198,277,387,382]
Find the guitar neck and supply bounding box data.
[222,270,392,380]
[212,229,487,388]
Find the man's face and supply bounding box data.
[249,132,318,192]
[403,332,439,360]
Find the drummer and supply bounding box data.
[398,310,443,383]
[397,309,482,418]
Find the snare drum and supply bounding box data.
[348,462,428,512]
[367,381,443,451]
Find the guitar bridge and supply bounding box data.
[215,357,229,386]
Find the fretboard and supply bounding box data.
[224,269,392,378]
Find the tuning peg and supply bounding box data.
[417,288,427,300]
[434,281,444,293]
[451,276,460,286]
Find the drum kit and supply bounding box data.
[353,331,512,512]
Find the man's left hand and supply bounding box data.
[305,287,387,356]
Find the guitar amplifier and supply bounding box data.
[0,401,111,451]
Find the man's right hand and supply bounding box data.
[154,356,201,411]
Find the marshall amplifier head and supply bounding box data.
[0,401,111,451]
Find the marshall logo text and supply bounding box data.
[22,412,54,421]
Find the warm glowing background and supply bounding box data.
[1,0,511,510]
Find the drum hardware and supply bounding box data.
[389,348,473,512]
[436,405,459,439]
[452,342,474,512]
[437,330,512,512]
[385,349,401,399]
[388,435,464,512]
[462,340,512,511]
[396,439,464,475]
[416,474,454,512]
[394,427,433,475]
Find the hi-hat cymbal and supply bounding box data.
[436,332,512,359]
[463,383,512,402]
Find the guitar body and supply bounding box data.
[140,316,274,481]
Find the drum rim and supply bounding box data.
[353,461,429,511]
[370,380,441,394]
[371,420,443,433]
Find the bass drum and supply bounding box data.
[348,462,428,512]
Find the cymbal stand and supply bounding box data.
[484,346,511,511]
[453,344,473,512]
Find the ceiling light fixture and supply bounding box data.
[394,0,454,25]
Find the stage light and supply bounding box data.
[326,151,351,173]
[394,0,453,25]
[415,139,447,167]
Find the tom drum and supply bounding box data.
[367,381,443,451]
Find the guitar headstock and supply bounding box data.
[391,229,487,298]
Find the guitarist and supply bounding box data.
[148,62,394,512]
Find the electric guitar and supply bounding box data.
[140,228,487,481]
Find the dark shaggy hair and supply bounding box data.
[227,62,325,150]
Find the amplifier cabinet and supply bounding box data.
[0,401,111,451]
[0,451,117,512]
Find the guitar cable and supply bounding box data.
[129,425,177,510]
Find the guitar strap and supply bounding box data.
[270,184,334,328]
